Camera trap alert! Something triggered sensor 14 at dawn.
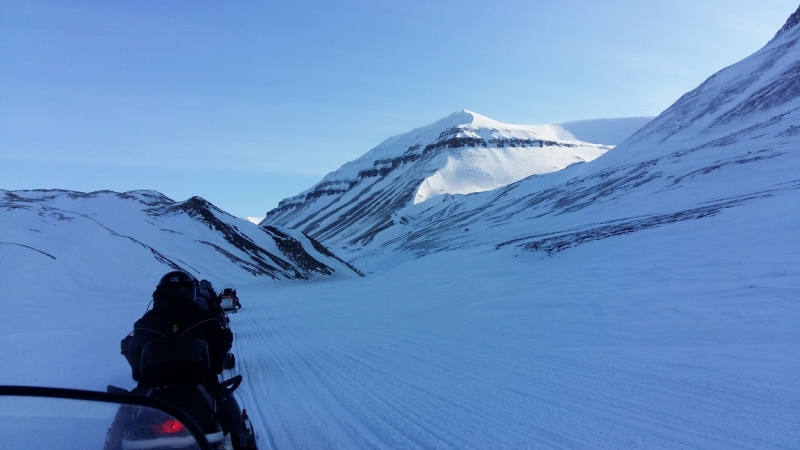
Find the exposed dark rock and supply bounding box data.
[0,241,56,260]
[497,182,800,254]
[2,190,357,280]
[157,197,318,279]
[303,233,365,277]
[196,240,284,278]
[261,226,335,276]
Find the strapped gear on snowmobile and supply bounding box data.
[219,286,241,313]
[111,336,246,449]
[110,271,258,449]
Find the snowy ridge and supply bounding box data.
[263,110,611,248]
[262,22,800,266]
[616,19,800,160]
[261,8,800,267]
[771,4,800,41]
[0,189,363,288]
[276,10,800,269]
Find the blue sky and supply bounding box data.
[1,0,796,218]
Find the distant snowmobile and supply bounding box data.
[224,352,236,370]
[219,286,242,313]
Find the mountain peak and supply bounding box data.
[437,110,502,130]
[264,111,612,247]
[446,109,477,121]
[443,109,479,124]
[772,5,800,41]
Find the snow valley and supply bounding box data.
[2,7,800,450]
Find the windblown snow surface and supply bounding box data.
[2,10,800,450]
[551,116,655,146]
[0,210,797,448]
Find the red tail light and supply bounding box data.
[150,419,186,434]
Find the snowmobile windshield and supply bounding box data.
[0,386,211,450]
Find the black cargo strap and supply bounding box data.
[133,327,168,337]
[179,318,219,336]
[133,317,217,338]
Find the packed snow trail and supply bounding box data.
[223,207,798,449]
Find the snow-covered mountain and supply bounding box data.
[265,9,800,271]
[552,116,655,145]
[0,189,363,299]
[1,8,799,450]
[263,110,616,248]
[243,216,265,225]
[387,15,800,259]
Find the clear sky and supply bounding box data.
[1,1,797,218]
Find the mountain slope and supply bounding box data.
[313,8,800,268]
[0,189,363,298]
[262,110,611,248]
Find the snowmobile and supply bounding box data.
[219,286,241,313]
[224,352,236,370]
[0,385,213,450]
[106,336,257,449]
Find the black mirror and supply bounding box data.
[0,385,211,450]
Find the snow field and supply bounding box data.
[223,196,798,449]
